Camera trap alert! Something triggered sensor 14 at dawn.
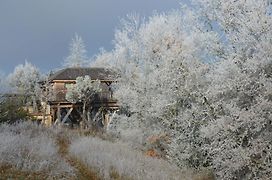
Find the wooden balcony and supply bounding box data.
[49,89,118,108]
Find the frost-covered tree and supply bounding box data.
[66,76,101,126]
[195,0,272,179]
[63,34,88,67]
[0,71,5,93]
[161,1,272,178]
[94,11,219,171]
[94,1,272,179]
[36,73,56,123]
[109,12,217,127]
[8,61,41,112]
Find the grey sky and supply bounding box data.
[0,0,183,74]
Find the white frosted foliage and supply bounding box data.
[93,1,272,179]
[63,34,88,67]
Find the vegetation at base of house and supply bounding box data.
[0,95,29,124]
[66,76,102,127]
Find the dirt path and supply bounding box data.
[56,135,101,180]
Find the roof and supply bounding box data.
[49,67,118,81]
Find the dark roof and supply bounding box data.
[49,67,118,81]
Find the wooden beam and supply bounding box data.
[62,107,73,124]
[57,104,75,108]
[54,118,59,125]
[54,105,61,125]
[105,81,112,86]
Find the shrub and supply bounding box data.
[0,95,29,124]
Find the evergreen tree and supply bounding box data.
[63,34,88,67]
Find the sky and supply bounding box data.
[0,0,184,75]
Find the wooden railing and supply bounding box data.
[51,89,116,103]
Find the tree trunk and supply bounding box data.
[87,110,91,122]
[32,96,38,113]
[82,101,87,128]
[42,102,46,124]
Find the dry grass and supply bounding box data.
[69,136,193,180]
[0,122,214,180]
[0,122,75,178]
[0,164,48,180]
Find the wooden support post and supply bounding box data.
[42,111,45,124]
[102,112,110,129]
[110,110,117,125]
[93,107,103,122]
[103,110,116,130]
[52,108,56,123]
[75,108,84,120]
[62,107,73,123]
[54,105,61,125]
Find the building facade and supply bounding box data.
[40,67,118,128]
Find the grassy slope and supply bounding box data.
[0,123,214,180]
[56,133,101,180]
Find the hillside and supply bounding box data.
[0,122,213,180]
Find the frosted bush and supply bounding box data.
[69,136,191,180]
[0,122,74,177]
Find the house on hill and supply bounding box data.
[40,67,119,128]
